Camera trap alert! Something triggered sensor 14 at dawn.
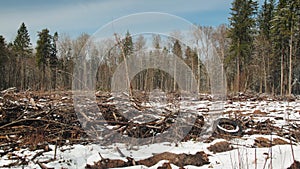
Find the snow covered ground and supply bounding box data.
[1,97,300,169]
[1,138,300,168]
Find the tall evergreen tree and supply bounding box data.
[271,0,287,95]
[0,35,8,89]
[123,31,133,57]
[13,22,32,57]
[271,0,300,95]
[227,0,258,92]
[36,29,53,90]
[172,40,182,58]
[0,35,7,61]
[255,0,276,93]
[13,22,32,90]
[258,0,275,40]
[285,0,300,96]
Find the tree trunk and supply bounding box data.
[263,53,268,94]
[288,28,293,96]
[114,33,132,97]
[262,53,267,93]
[236,40,240,93]
[198,58,201,92]
[173,58,177,91]
[51,67,57,90]
[21,59,25,90]
[236,55,240,92]
[190,56,194,91]
[280,48,284,96]
[259,76,263,93]
[41,64,45,91]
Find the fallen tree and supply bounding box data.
[86,151,210,168]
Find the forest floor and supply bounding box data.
[0,88,300,169]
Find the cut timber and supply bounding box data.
[86,151,209,168]
[137,151,209,167]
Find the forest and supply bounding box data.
[0,0,299,96]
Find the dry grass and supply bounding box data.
[207,141,233,154]
[254,137,289,148]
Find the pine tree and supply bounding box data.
[172,40,182,58]
[0,36,8,89]
[0,36,7,59]
[258,0,275,40]
[36,29,53,90]
[227,0,258,92]
[271,0,299,95]
[13,22,32,57]
[256,0,276,93]
[123,31,133,57]
[286,0,300,96]
[185,46,201,91]
[13,22,32,90]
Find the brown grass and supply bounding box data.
[207,141,233,154]
[254,137,289,148]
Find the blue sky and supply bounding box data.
[0,0,264,44]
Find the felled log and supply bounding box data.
[137,151,209,167]
[85,151,210,168]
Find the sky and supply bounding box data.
[0,0,264,44]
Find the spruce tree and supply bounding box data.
[13,22,32,57]
[258,0,275,40]
[227,0,258,92]
[36,29,53,90]
[50,32,58,90]
[172,40,182,58]
[256,0,276,93]
[0,36,8,89]
[0,36,6,57]
[123,31,133,57]
[271,0,299,95]
[13,22,32,90]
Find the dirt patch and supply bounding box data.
[207,141,233,153]
[253,110,267,116]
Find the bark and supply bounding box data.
[280,48,284,96]
[288,28,293,96]
[236,54,240,92]
[173,59,177,91]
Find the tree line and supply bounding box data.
[227,0,300,96]
[0,0,299,95]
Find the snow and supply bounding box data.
[1,98,300,168]
[2,139,300,169]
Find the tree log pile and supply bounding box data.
[0,89,87,155]
[0,89,206,154]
